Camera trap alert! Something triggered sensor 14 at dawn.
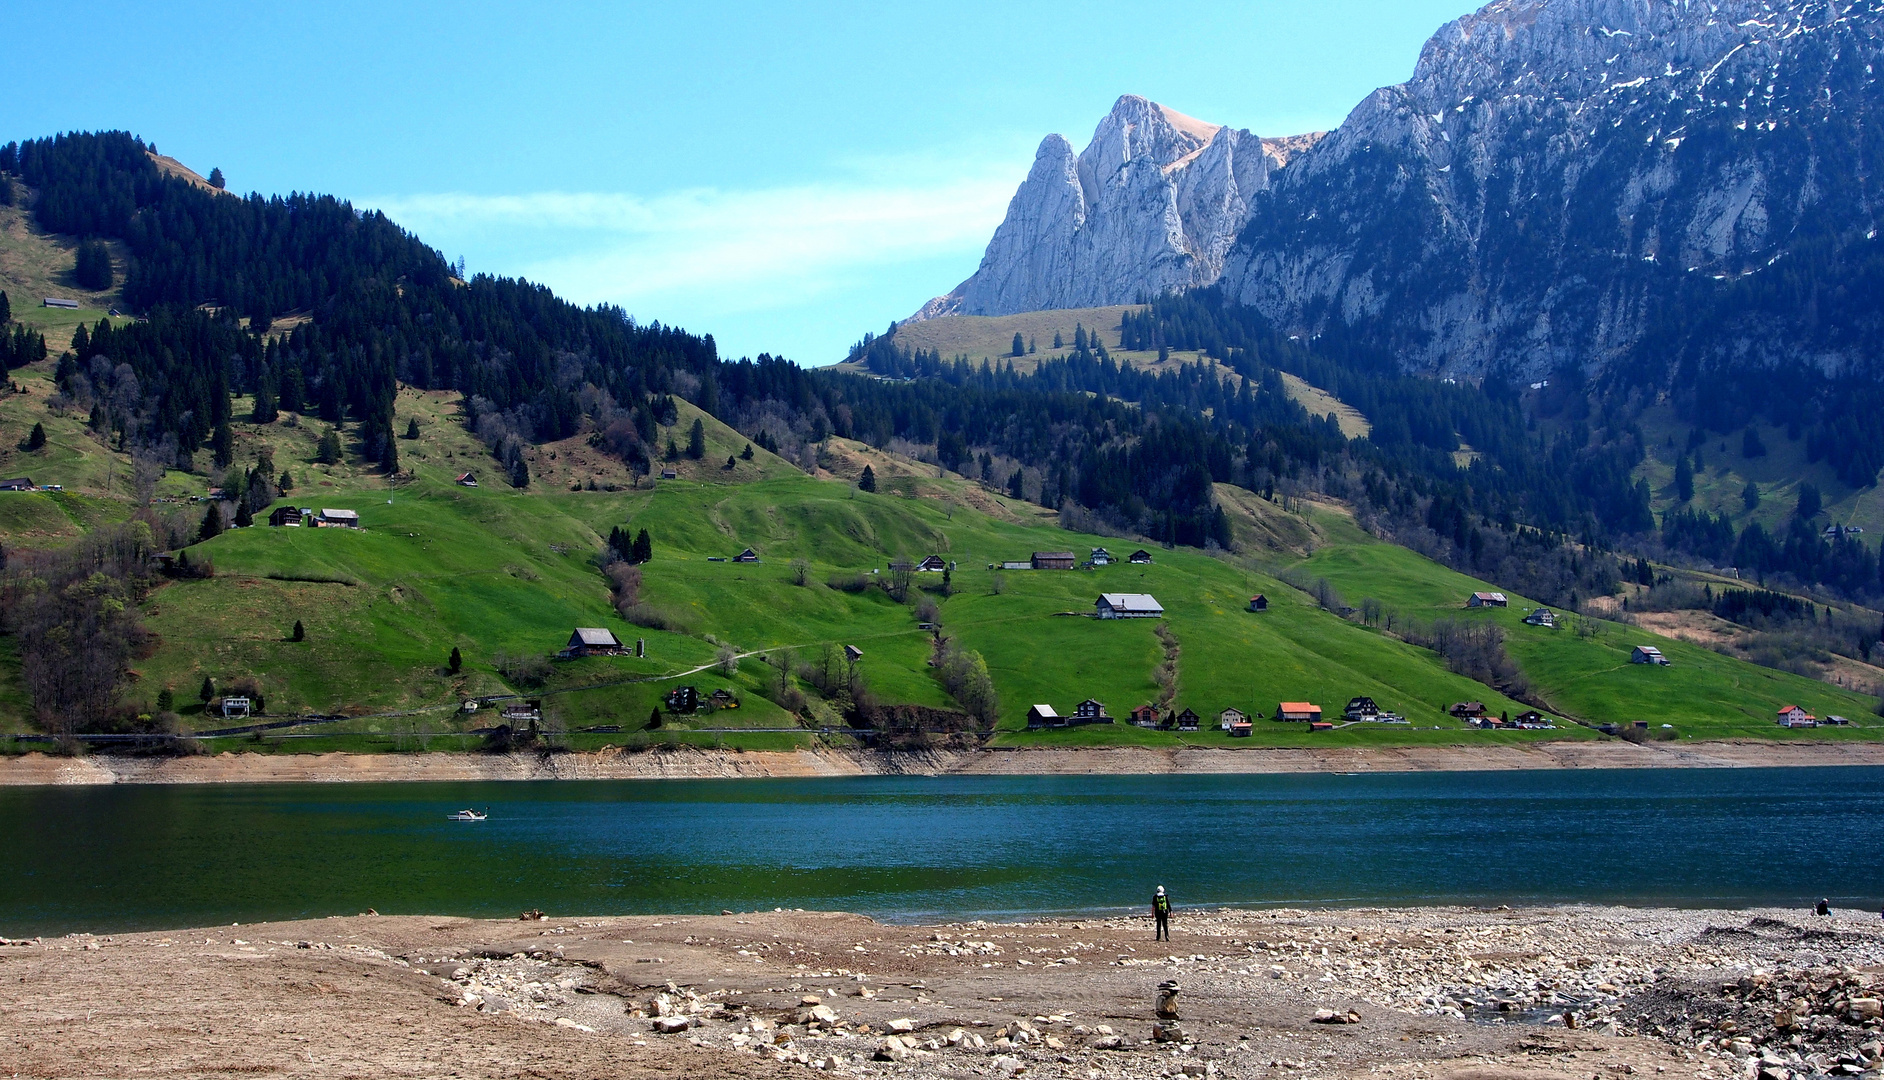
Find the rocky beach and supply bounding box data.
[5,904,1881,1080]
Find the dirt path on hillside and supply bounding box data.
[4,904,1878,1080]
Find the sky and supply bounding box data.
[16,1,1479,365]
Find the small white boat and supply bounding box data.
[447,809,487,822]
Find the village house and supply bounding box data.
[1090,547,1113,565]
[732,547,761,563]
[456,472,478,487]
[1070,698,1112,725]
[561,627,625,657]
[1032,551,1076,570]
[1226,716,1253,737]
[1219,707,1248,731]
[1467,591,1509,608]
[0,477,34,492]
[1449,701,1487,718]
[1128,703,1160,728]
[1247,594,1268,612]
[1631,644,1670,666]
[1513,710,1556,729]
[1523,607,1557,628]
[665,685,701,714]
[1025,704,1062,729]
[1096,593,1164,619]
[1344,696,1381,721]
[219,696,251,719]
[1275,702,1323,722]
[914,555,948,572]
[1128,549,1154,564]
[316,508,359,528]
[501,700,543,725]
[267,506,306,527]
[1777,705,1817,728]
[708,688,740,710]
[1170,707,1200,731]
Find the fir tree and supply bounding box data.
[858,464,876,492]
[210,420,234,468]
[405,417,420,439]
[509,454,529,488]
[449,646,462,673]
[740,442,753,460]
[632,528,652,564]
[1742,427,1767,458]
[1742,480,1761,512]
[1674,455,1693,502]
[21,421,45,451]
[1796,482,1822,520]
[1011,332,1025,358]
[686,417,705,459]
[278,469,294,492]
[233,500,253,528]
[199,675,216,704]
[198,503,223,541]
[1052,330,1063,349]
[646,707,662,730]
[316,427,342,465]
[250,374,277,423]
[207,167,225,189]
[73,239,112,290]
[1027,336,1036,354]
[156,687,174,712]
[0,290,10,326]
[291,620,305,642]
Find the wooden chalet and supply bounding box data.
[1127,703,1160,728]
[915,555,948,572]
[1070,698,1111,725]
[1512,710,1556,729]
[316,508,359,528]
[1449,701,1487,718]
[1631,644,1670,666]
[1344,696,1381,720]
[268,506,305,527]
[708,688,740,710]
[1026,704,1062,729]
[1467,591,1509,608]
[1218,707,1248,730]
[501,700,543,724]
[1032,551,1076,570]
[1523,607,1557,627]
[664,685,700,714]
[732,547,761,563]
[1089,547,1113,565]
[1247,594,1268,612]
[1275,702,1323,722]
[1128,549,1154,564]
[0,477,34,491]
[1096,593,1164,619]
[456,472,478,487]
[1170,707,1200,731]
[562,627,625,657]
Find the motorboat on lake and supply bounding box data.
[447,809,487,821]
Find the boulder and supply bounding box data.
[887,1017,915,1033]
[651,1015,691,1034]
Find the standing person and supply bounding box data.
[1153,885,1171,941]
[1815,898,1832,916]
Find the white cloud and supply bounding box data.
[370,164,1018,317]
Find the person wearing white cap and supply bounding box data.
[1153,885,1171,941]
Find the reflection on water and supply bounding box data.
[2,767,1880,935]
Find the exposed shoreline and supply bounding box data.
[6,737,1884,785]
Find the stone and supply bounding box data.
[991,1055,1026,1076]
[651,1016,691,1033]
[1152,1021,1186,1043]
[874,1038,912,1062]
[1851,999,1883,1020]
[887,1017,915,1033]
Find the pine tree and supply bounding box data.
[198,503,223,541]
[1674,455,1693,502]
[509,455,529,488]
[233,500,253,528]
[1796,482,1822,520]
[740,443,753,460]
[207,167,225,189]
[73,240,113,290]
[686,418,705,459]
[210,420,233,468]
[1052,331,1063,349]
[251,375,277,424]
[291,620,305,642]
[156,688,174,712]
[316,427,342,465]
[632,528,652,564]
[646,707,662,730]
[1011,332,1025,358]
[449,646,462,673]
[404,417,420,439]
[1027,336,1036,354]
[278,469,294,492]
[0,290,10,326]
[199,675,216,704]
[1742,427,1767,458]
[858,464,877,492]
[1742,480,1760,512]
[21,421,44,450]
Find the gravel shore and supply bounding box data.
[4,904,1880,1079]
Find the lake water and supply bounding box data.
[3,767,1881,936]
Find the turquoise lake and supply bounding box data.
[3,767,1880,935]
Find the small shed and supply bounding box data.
[843,644,864,663]
[1248,594,1268,612]
[1275,702,1323,722]
[1026,704,1062,729]
[41,297,79,309]
[915,555,948,572]
[1128,703,1160,728]
[1631,645,1670,666]
[316,508,360,528]
[563,627,625,656]
[456,472,478,487]
[0,477,35,491]
[732,547,761,563]
[1227,717,1253,737]
[268,506,304,527]
[1071,698,1111,725]
[220,696,251,719]
[708,688,740,710]
[661,467,678,480]
[1308,721,1335,733]
[1344,696,1381,720]
[1096,593,1164,619]
[1468,591,1509,608]
[1523,608,1557,628]
[1032,551,1076,570]
[1128,549,1154,564]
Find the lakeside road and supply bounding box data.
[3,904,1881,1080]
[7,739,1884,784]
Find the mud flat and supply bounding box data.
[5,739,1884,785]
[4,904,1881,1080]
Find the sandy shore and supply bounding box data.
[5,739,1884,785]
[4,903,1880,1080]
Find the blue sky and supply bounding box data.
[18,1,1478,365]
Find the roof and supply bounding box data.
[1777,705,1806,715]
[1634,644,1664,654]
[571,627,621,646]
[1028,704,1059,717]
[1279,701,1318,710]
[319,508,359,520]
[1471,591,1507,601]
[42,297,78,309]
[1034,551,1075,559]
[1099,592,1164,611]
